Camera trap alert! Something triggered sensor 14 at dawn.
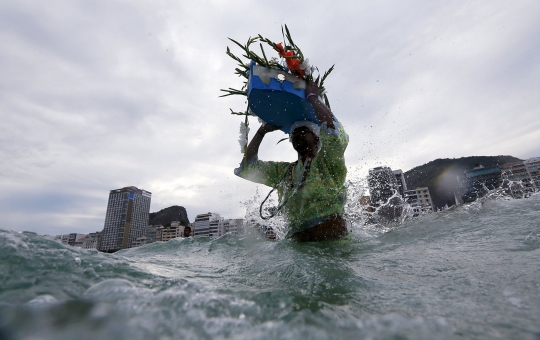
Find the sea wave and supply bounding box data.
[1,194,540,339]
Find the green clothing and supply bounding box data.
[235,122,349,236]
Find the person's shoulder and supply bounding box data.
[320,119,347,138]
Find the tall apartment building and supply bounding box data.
[192,212,221,237]
[154,226,165,242]
[132,236,149,247]
[208,217,244,238]
[59,234,70,245]
[501,161,534,198]
[208,217,222,238]
[146,226,158,243]
[58,233,85,246]
[524,157,540,191]
[99,186,151,253]
[368,166,400,206]
[457,165,502,203]
[262,225,277,239]
[405,187,435,215]
[72,234,86,247]
[81,232,102,249]
[392,169,408,198]
[220,219,243,236]
[161,225,185,241]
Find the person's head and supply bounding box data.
[290,121,321,156]
[183,226,191,237]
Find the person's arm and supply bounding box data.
[236,123,289,188]
[245,124,282,160]
[305,82,335,129]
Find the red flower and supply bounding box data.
[275,42,285,55]
[274,42,305,78]
[286,58,300,70]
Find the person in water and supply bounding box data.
[235,82,349,241]
[183,226,191,238]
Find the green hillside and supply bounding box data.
[404,155,521,209]
[149,205,190,226]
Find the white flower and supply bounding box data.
[300,58,311,75]
[300,58,310,70]
[238,122,250,153]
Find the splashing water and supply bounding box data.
[242,169,424,239]
[2,191,540,339]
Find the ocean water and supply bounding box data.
[1,194,540,340]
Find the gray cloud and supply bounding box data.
[1,0,539,235]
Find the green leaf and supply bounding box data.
[219,88,248,97]
[234,68,248,79]
[228,37,247,52]
[320,64,335,87]
[284,24,295,47]
[260,43,269,66]
[276,137,289,145]
[229,108,252,116]
[323,94,331,109]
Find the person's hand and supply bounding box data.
[246,123,281,160]
[258,123,282,135]
[305,81,320,98]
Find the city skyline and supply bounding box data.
[21,154,540,237]
[51,203,246,251]
[2,1,540,235]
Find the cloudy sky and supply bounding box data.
[2,0,539,235]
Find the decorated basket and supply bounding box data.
[221,25,334,153]
[248,61,318,134]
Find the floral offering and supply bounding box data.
[221,25,334,110]
[221,25,335,154]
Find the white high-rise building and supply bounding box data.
[192,213,243,238]
[405,187,435,215]
[99,186,151,252]
[192,212,221,238]
[501,161,535,198]
[81,232,102,249]
[524,157,540,191]
[72,234,86,247]
[59,234,70,245]
[208,217,222,238]
[56,233,88,247]
[368,166,399,206]
[132,236,149,247]
[392,169,408,198]
[219,219,243,236]
[161,225,185,241]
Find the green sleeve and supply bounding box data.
[234,156,292,188]
[316,122,349,184]
[319,121,349,157]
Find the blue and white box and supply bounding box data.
[247,61,319,134]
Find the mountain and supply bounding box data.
[149,206,190,227]
[404,155,521,209]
